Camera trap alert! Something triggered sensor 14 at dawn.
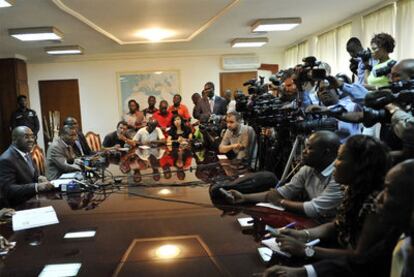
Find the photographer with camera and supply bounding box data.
[384,59,414,140]
[347,37,373,86]
[307,76,362,142]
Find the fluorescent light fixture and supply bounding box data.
[0,0,14,8]
[155,244,181,259]
[158,188,172,195]
[252,18,302,32]
[64,230,96,239]
[45,45,83,55]
[38,263,82,277]
[135,28,175,42]
[231,38,268,48]
[9,27,63,41]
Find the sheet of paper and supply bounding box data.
[217,155,228,160]
[139,145,151,150]
[59,172,78,179]
[118,147,130,151]
[237,217,254,229]
[257,247,273,262]
[51,179,75,188]
[256,202,285,211]
[261,238,291,258]
[12,206,59,231]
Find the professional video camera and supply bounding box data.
[199,114,223,134]
[373,60,397,77]
[243,76,268,95]
[348,79,414,127]
[356,48,372,62]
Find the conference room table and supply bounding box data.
[0,146,315,277]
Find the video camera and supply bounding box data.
[294,56,327,89]
[356,48,372,62]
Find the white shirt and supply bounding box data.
[133,127,165,144]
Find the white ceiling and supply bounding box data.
[0,0,387,63]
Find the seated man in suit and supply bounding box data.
[102,120,134,148]
[226,131,343,221]
[0,126,54,206]
[63,117,92,157]
[133,119,166,146]
[46,125,82,180]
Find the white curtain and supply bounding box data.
[284,45,298,68]
[297,41,309,63]
[316,29,337,74]
[336,23,352,76]
[396,0,414,59]
[363,4,396,47]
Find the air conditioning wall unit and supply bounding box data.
[221,54,260,70]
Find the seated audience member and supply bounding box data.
[133,119,165,146]
[167,115,192,145]
[142,96,158,121]
[0,126,54,206]
[263,135,392,277]
[63,116,92,156]
[168,94,191,121]
[227,131,342,221]
[219,111,254,160]
[46,125,82,180]
[152,100,173,133]
[123,99,145,130]
[102,120,134,148]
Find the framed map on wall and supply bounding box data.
[117,70,181,115]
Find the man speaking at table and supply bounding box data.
[0,126,54,206]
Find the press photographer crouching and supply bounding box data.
[225,131,343,222]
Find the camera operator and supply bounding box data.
[346,37,373,85]
[335,73,368,105]
[384,59,414,140]
[307,77,362,142]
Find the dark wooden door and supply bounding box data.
[219,71,257,97]
[38,79,82,148]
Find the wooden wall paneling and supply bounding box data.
[219,71,257,97]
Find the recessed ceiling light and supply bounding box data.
[135,28,175,42]
[252,18,302,32]
[231,38,268,48]
[0,0,14,8]
[9,27,63,41]
[45,45,83,55]
[155,244,181,259]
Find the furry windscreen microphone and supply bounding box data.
[209,171,278,200]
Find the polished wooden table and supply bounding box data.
[0,147,314,277]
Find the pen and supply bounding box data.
[279,221,296,230]
[305,238,320,246]
[265,222,296,236]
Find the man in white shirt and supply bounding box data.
[133,119,165,145]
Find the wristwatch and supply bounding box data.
[304,245,315,258]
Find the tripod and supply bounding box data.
[278,135,305,187]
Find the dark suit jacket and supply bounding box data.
[73,131,92,157]
[0,146,38,206]
[46,138,81,180]
[193,95,227,119]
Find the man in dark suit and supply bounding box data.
[193,82,227,119]
[0,126,54,207]
[46,125,82,180]
[63,117,92,157]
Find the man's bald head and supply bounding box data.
[302,131,340,169]
[147,118,158,133]
[391,59,414,82]
[311,130,341,153]
[60,125,78,145]
[12,126,35,153]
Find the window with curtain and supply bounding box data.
[284,45,298,68]
[336,23,352,76]
[316,29,337,74]
[297,41,309,63]
[362,4,396,47]
[396,0,414,59]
